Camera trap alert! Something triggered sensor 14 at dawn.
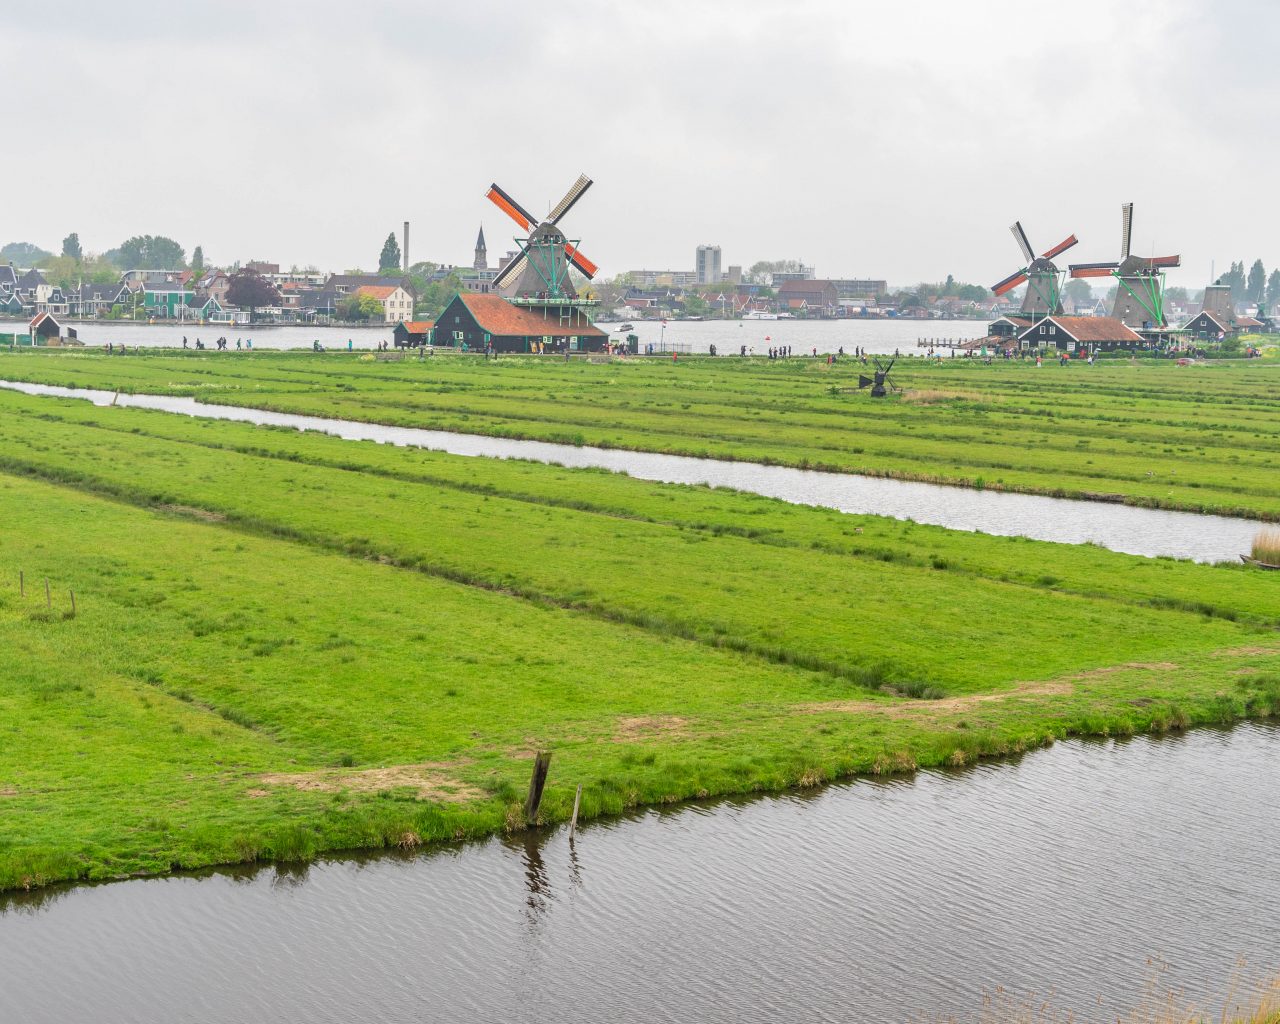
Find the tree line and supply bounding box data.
[1214,259,1280,308]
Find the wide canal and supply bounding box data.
[2,724,1277,1023]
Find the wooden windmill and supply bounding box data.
[1068,203,1181,329]
[485,174,599,300]
[991,221,1079,319]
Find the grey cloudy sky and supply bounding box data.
[3,0,1273,287]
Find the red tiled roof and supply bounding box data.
[401,320,434,333]
[355,285,397,300]
[457,293,605,338]
[1021,316,1142,343]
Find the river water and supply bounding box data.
[3,724,1277,1024]
[0,379,1262,562]
[40,318,987,355]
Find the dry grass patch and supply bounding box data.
[614,715,689,741]
[794,679,1076,720]
[259,764,482,802]
[901,388,985,405]
[1252,527,1280,564]
[156,503,227,523]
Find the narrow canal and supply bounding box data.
[3,725,1277,1024]
[0,379,1264,562]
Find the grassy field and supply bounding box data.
[0,351,1278,891]
[3,347,1280,517]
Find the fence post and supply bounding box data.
[524,751,552,826]
[569,782,583,841]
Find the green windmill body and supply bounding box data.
[1068,203,1181,330]
[508,222,579,300]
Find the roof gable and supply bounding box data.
[1019,315,1142,343]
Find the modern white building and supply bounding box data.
[696,244,722,285]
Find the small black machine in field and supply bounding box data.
[858,358,899,398]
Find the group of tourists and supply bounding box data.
[180,336,250,351]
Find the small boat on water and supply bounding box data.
[617,323,635,331]
[1240,555,1280,570]
[742,310,778,321]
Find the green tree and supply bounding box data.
[1247,259,1266,304]
[1063,279,1094,306]
[117,235,186,270]
[0,241,52,264]
[378,232,402,272]
[682,293,710,316]
[338,292,385,321]
[747,259,805,284]
[951,283,989,302]
[1221,261,1246,305]
[191,246,205,275]
[1266,269,1280,307]
[35,253,120,289]
[61,233,82,261]
[415,272,465,319]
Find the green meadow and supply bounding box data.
[3,346,1280,516]
[0,349,1277,891]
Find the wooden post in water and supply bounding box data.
[44,577,51,609]
[569,783,582,841]
[524,751,552,826]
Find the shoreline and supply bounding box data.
[6,703,1279,896]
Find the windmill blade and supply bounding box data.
[1069,262,1120,279]
[993,270,1029,296]
[486,183,538,231]
[1010,222,1035,264]
[1120,203,1133,259]
[884,358,895,375]
[547,174,593,225]
[565,243,598,279]
[858,375,873,389]
[1041,234,1079,260]
[493,252,529,289]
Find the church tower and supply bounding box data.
[473,225,487,271]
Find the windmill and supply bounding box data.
[1068,203,1180,329]
[485,174,599,300]
[991,222,1079,318]
[858,358,899,398]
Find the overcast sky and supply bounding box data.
[3,1,1273,287]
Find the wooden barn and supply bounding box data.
[1016,315,1143,352]
[434,293,606,354]
[29,312,62,340]
[393,320,434,348]
[1182,310,1262,340]
[987,315,1034,340]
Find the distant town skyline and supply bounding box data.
[3,1,1276,290]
